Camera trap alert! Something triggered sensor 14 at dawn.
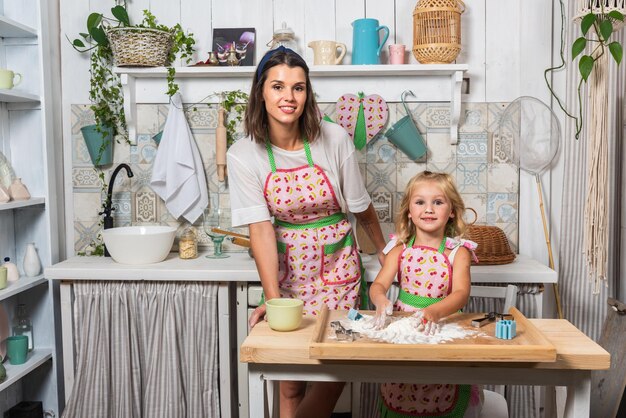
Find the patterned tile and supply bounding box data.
[109,190,132,225]
[457,132,488,164]
[74,220,102,254]
[71,104,94,135]
[113,139,131,164]
[318,103,337,120]
[72,134,92,166]
[371,191,392,223]
[426,131,455,162]
[459,103,488,133]
[396,161,426,193]
[400,102,428,133]
[185,104,217,129]
[488,163,519,193]
[134,190,157,223]
[425,105,450,128]
[487,193,518,223]
[461,193,487,224]
[73,192,101,222]
[457,163,487,193]
[127,164,153,192]
[366,136,397,164]
[366,163,396,193]
[136,104,160,135]
[426,160,456,177]
[488,102,516,164]
[72,167,101,189]
[130,134,158,164]
[194,132,217,164]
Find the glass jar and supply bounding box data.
[179,226,198,259]
[268,22,299,54]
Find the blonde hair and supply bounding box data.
[395,171,467,244]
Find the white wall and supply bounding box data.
[58,0,561,284]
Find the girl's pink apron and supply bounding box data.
[263,140,363,316]
[379,237,478,418]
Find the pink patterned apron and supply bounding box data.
[379,237,475,418]
[263,140,363,316]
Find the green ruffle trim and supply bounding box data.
[378,384,472,418]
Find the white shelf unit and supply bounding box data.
[114,64,468,145]
[0,0,62,415]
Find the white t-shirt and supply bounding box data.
[227,121,371,227]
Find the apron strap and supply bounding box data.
[265,138,313,173]
[407,236,447,254]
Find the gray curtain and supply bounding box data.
[62,282,220,418]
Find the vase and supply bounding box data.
[80,124,114,167]
[0,184,10,203]
[8,178,30,201]
[23,243,41,277]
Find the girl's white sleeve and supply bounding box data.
[227,151,271,227]
[337,138,371,213]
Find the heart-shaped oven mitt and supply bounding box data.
[336,92,389,150]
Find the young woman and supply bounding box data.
[227,46,386,417]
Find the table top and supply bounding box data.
[46,253,556,284]
[240,316,609,371]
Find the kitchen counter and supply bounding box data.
[45,252,556,284]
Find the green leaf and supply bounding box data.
[581,13,596,35]
[89,26,108,46]
[79,32,90,39]
[87,13,102,31]
[608,11,624,22]
[609,41,623,65]
[73,39,86,48]
[599,20,613,41]
[111,5,130,26]
[579,55,594,81]
[572,37,587,59]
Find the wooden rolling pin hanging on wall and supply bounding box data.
[216,105,227,181]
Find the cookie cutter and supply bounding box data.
[330,320,360,341]
[471,311,513,328]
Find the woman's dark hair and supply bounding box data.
[244,49,320,143]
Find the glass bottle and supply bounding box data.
[13,304,33,351]
[179,226,198,259]
[267,22,299,54]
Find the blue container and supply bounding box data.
[80,124,114,167]
[351,18,389,65]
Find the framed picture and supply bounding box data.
[212,28,256,66]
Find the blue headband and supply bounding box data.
[256,45,298,79]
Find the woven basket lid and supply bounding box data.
[414,0,464,13]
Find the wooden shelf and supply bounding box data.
[0,89,40,103]
[0,16,37,38]
[114,64,468,145]
[0,276,47,302]
[0,197,45,211]
[0,349,53,391]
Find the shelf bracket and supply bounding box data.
[120,74,137,145]
[449,70,463,145]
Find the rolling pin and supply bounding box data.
[230,236,251,248]
[216,106,227,181]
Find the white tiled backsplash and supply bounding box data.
[70,102,519,255]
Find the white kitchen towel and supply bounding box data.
[151,92,208,223]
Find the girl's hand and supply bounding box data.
[413,309,440,335]
[373,298,393,329]
[377,251,385,266]
[248,304,267,328]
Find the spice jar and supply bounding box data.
[267,22,299,54]
[179,226,198,259]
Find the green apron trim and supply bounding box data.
[353,92,367,150]
[265,138,313,173]
[323,233,354,254]
[407,236,447,254]
[378,384,472,418]
[359,256,368,308]
[397,289,444,309]
[275,212,346,230]
[277,241,287,253]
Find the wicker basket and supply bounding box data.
[463,209,516,265]
[107,27,173,67]
[412,0,465,64]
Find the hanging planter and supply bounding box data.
[107,27,173,67]
[80,124,114,167]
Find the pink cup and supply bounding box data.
[389,44,406,64]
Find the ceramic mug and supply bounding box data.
[265,298,303,331]
[6,335,28,365]
[308,40,347,65]
[0,69,22,89]
[0,266,7,290]
[389,44,406,64]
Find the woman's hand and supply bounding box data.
[377,251,385,266]
[373,298,393,329]
[248,304,267,328]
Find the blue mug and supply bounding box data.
[352,18,390,65]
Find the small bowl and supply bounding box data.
[265,298,304,332]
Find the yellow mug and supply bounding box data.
[308,40,347,65]
[0,69,22,89]
[265,298,304,331]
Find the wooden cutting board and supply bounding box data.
[309,306,556,362]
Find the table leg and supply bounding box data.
[563,372,591,418]
[60,281,74,403]
[249,367,267,418]
[217,283,232,418]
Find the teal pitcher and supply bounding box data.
[351,18,389,65]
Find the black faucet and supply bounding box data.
[100,163,134,256]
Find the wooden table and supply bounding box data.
[240,316,609,418]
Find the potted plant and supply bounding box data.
[70,2,195,166]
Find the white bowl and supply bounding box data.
[102,226,176,264]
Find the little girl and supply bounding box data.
[369,171,482,418]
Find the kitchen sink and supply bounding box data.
[102,225,176,264]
